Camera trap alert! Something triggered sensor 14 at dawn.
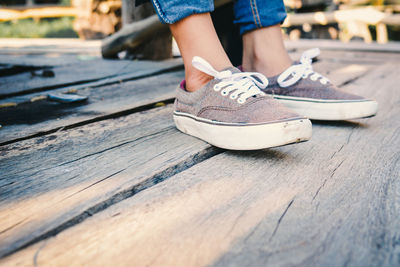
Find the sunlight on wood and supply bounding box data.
[1,177,297,267]
[335,64,368,74]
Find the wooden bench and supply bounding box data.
[0,39,399,266]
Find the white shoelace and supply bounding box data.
[277,48,330,88]
[192,56,268,104]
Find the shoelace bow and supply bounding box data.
[277,48,330,88]
[192,56,268,104]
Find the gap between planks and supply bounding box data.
[0,105,221,258]
[0,58,183,100]
[0,70,184,146]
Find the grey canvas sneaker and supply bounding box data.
[173,56,312,150]
[262,48,378,120]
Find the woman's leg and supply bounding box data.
[233,0,291,76]
[170,13,232,92]
[234,0,377,120]
[242,24,292,76]
[149,0,231,91]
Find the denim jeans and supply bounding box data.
[150,0,287,35]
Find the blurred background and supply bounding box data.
[0,0,399,42]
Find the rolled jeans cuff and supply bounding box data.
[234,0,287,35]
[150,0,214,24]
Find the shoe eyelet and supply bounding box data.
[214,85,220,91]
[310,76,317,81]
[230,94,238,99]
[221,90,228,96]
[237,98,245,104]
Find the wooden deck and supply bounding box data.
[0,39,399,266]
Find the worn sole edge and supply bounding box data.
[173,113,312,150]
[269,95,378,120]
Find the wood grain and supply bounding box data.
[0,58,181,99]
[0,105,219,258]
[0,38,100,57]
[2,62,397,266]
[0,70,184,145]
[0,58,182,107]
[289,49,400,65]
[285,39,400,53]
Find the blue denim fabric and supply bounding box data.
[150,0,214,24]
[234,0,287,35]
[150,0,287,35]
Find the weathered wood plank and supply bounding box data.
[212,65,400,267]
[101,0,231,59]
[303,60,371,87]
[0,58,182,107]
[0,58,181,99]
[320,49,400,63]
[285,39,400,53]
[0,105,219,258]
[0,64,40,77]
[0,54,97,67]
[0,69,183,145]
[2,62,397,266]
[105,0,172,60]
[0,38,101,56]
[289,49,400,65]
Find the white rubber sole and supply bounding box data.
[173,113,312,150]
[270,95,378,120]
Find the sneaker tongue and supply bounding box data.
[268,63,298,86]
[267,74,280,85]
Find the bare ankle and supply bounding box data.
[242,25,292,77]
[169,13,232,92]
[185,69,213,92]
[242,53,291,77]
[242,44,292,77]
